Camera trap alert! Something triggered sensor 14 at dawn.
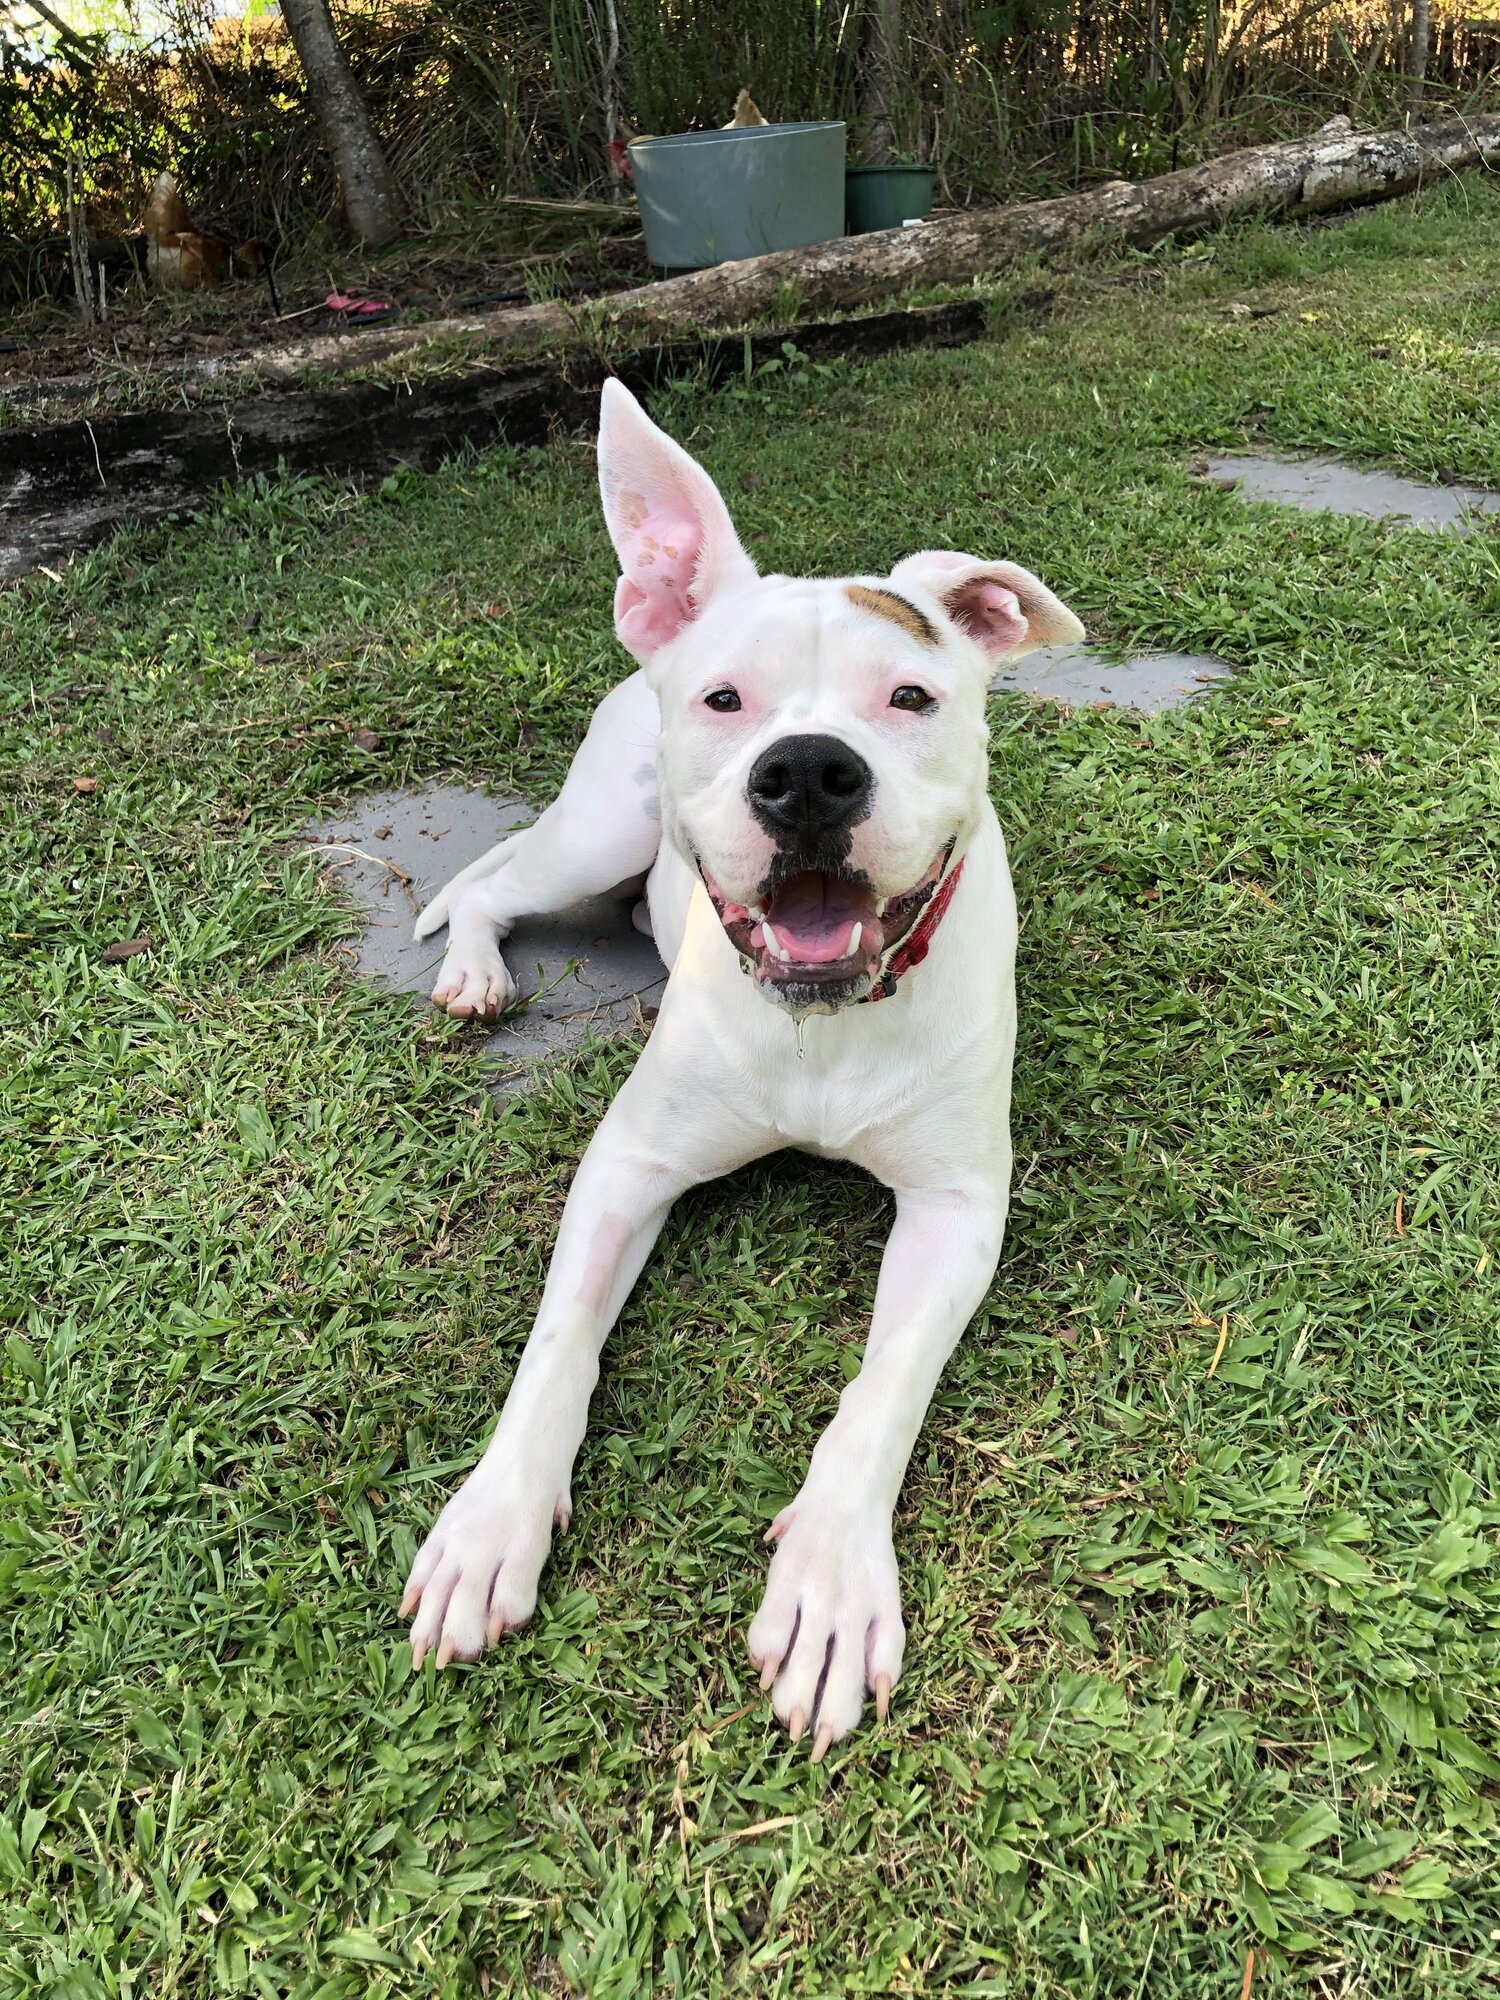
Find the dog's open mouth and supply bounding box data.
[698,847,951,1009]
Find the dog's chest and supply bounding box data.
[741,1012,935,1156]
[771,1078,893,1157]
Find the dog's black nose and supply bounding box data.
[747,734,874,837]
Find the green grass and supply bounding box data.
[4,177,1500,1997]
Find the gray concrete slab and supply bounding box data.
[1204,453,1500,530]
[991,643,1233,713]
[306,785,665,1088]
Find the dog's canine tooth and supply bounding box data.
[846,922,863,957]
[762,920,790,961]
[749,902,766,922]
[876,897,889,919]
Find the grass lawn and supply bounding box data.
[5,178,1500,1997]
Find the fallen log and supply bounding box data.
[0,303,991,579]
[196,112,1499,390]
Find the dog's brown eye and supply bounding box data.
[890,685,933,712]
[704,688,741,713]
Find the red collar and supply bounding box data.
[865,856,965,1003]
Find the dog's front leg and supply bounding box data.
[748,1183,1008,1757]
[416,671,662,1019]
[402,1095,696,1668]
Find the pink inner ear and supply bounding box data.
[948,577,1027,658]
[611,489,705,654]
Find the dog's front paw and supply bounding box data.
[431,944,517,1020]
[400,1468,566,1667]
[746,1499,906,1760]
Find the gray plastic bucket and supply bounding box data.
[629,121,846,272]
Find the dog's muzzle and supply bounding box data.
[698,842,956,1015]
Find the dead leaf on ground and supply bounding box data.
[101,935,151,963]
[351,726,381,752]
[71,776,98,793]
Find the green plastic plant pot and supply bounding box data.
[844,164,935,234]
[629,121,846,272]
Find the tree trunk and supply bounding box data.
[278,0,401,246]
[65,154,97,323]
[858,0,905,165]
[1407,0,1430,112]
[133,113,1500,389]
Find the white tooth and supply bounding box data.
[749,903,766,921]
[846,922,863,957]
[876,898,888,918]
[762,920,790,962]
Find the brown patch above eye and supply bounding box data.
[844,584,941,648]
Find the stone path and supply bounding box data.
[307,785,665,1089]
[1205,453,1500,531]
[991,643,1232,712]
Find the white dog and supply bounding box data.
[400,380,1083,1756]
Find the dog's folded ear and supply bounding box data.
[887,551,1084,661]
[598,379,758,666]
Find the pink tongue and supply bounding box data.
[768,878,875,964]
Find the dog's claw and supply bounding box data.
[430,953,516,1021]
[787,1706,807,1743]
[874,1672,892,1723]
[402,1468,554,1668]
[811,1722,835,1764]
[758,1655,779,1692]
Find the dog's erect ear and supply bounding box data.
[888,551,1084,662]
[598,379,758,665]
